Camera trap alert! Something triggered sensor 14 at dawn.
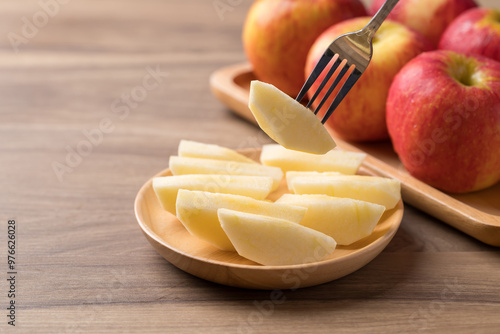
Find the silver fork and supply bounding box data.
[296,0,400,124]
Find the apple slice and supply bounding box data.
[260,144,366,174]
[176,190,307,251]
[152,174,274,215]
[169,156,283,191]
[248,80,336,154]
[285,171,342,191]
[178,140,257,164]
[290,175,401,210]
[277,194,385,245]
[218,208,337,266]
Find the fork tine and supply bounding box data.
[312,59,349,115]
[305,55,341,109]
[321,67,361,124]
[296,49,335,103]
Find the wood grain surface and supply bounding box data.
[1,0,499,333]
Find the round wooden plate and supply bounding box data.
[134,149,404,290]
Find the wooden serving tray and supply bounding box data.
[209,62,500,247]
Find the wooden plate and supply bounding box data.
[134,149,404,290]
[209,62,500,247]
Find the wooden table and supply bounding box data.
[2,0,499,332]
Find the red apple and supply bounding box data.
[386,50,500,193]
[439,7,500,62]
[305,17,431,141]
[369,0,478,47]
[243,0,366,98]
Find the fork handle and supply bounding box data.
[362,0,400,39]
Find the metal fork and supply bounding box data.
[296,0,400,124]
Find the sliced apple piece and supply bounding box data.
[290,175,401,210]
[178,140,257,164]
[285,171,342,191]
[248,80,336,154]
[218,208,337,266]
[260,144,366,174]
[277,194,385,245]
[169,156,283,191]
[176,190,307,251]
[152,174,274,215]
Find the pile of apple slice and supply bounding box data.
[152,140,401,266]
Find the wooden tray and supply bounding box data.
[209,62,500,247]
[134,149,404,290]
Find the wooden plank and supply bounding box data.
[1,0,499,332]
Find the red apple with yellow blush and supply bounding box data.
[386,50,500,193]
[243,0,367,98]
[305,17,431,141]
[369,0,478,47]
[439,7,500,62]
